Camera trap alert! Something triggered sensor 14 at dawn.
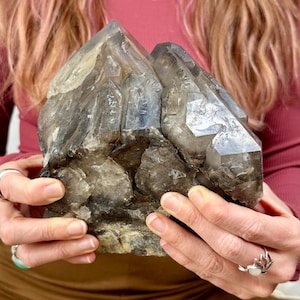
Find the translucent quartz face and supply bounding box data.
[38,21,262,256]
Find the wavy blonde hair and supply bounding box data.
[0,0,299,127]
[179,0,300,128]
[0,0,106,110]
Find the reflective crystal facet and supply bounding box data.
[151,43,262,206]
[38,21,262,256]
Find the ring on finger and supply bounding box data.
[11,245,30,270]
[238,247,273,276]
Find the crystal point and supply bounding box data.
[38,21,263,256]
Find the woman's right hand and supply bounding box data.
[0,154,99,268]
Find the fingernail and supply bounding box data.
[147,214,166,234]
[161,193,180,213]
[44,182,64,201]
[67,220,87,236]
[188,186,203,206]
[78,237,96,251]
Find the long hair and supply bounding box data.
[179,0,300,128]
[1,0,299,128]
[0,0,106,110]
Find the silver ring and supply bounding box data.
[0,169,23,198]
[238,247,273,276]
[11,245,30,270]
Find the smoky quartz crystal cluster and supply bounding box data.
[38,21,262,256]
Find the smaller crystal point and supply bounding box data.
[38,21,263,256]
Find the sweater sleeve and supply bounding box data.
[0,48,41,165]
[0,98,40,165]
[256,100,300,217]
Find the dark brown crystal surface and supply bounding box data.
[38,21,262,256]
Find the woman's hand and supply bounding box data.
[146,184,300,299]
[0,155,99,268]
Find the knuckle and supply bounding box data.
[275,263,297,282]
[286,224,300,248]
[236,284,275,300]
[234,292,251,300]
[55,242,72,258]
[197,270,212,281]
[198,251,223,279]
[20,244,42,268]
[0,178,11,200]
[240,218,262,241]
[209,206,227,224]
[168,228,185,246]
[185,209,201,228]
[25,182,37,203]
[40,220,57,241]
[218,236,242,260]
[0,231,14,245]
[256,285,276,299]
[0,223,17,245]
[176,253,193,270]
[20,248,35,267]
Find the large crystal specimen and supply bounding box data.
[38,21,262,256]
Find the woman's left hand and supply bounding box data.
[146,183,300,299]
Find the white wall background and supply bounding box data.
[6,106,20,154]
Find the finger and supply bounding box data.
[65,252,97,264]
[14,235,99,268]
[0,172,64,205]
[155,192,267,267]
[160,240,277,299]
[158,239,256,299]
[1,155,43,177]
[157,193,299,282]
[255,183,293,215]
[188,186,300,250]
[146,213,277,299]
[0,213,89,245]
[146,212,225,278]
